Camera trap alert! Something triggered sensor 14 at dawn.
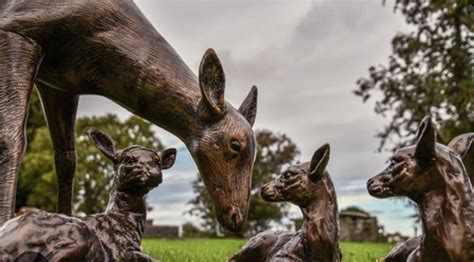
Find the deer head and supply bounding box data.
[367,117,468,201]
[189,49,258,232]
[87,128,176,196]
[260,144,331,207]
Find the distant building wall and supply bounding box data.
[386,233,409,244]
[339,211,384,242]
[293,209,387,242]
[143,220,180,238]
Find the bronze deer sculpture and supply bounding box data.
[383,131,474,262]
[0,128,177,261]
[0,0,258,232]
[367,117,474,262]
[230,144,341,262]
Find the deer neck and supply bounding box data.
[103,59,202,144]
[105,187,147,218]
[93,12,204,144]
[299,176,339,261]
[135,73,201,142]
[418,180,473,260]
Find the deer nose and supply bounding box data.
[145,165,162,182]
[228,206,243,231]
[367,178,374,187]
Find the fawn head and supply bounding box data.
[189,49,258,232]
[87,128,176,196]
[367,117,467,201]
[260,144,331,207]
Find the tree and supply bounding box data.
[17,93,164,213]
[188,129,300,236]
[182,222,207,238]
[16,90,48,211]
[354,0,473,151]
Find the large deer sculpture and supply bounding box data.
[0,0,258,232]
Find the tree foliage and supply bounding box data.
[188,129,300,236]
[17,93,164,214]
[355,0,473,151]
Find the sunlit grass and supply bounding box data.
[142,238,394,261]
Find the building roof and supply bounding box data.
[340,210,372,219]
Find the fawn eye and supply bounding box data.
[230,139,241,154]
[124,157,136,165]
[282,171,291,180]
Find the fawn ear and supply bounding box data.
[308,143,330,183]
[161,148,177,170]
[414,116,436,165]
[462,137,474,181]
[87,127,117,162]
[238,86,258,127]
[448,133,474,179]
[199,48,226,119]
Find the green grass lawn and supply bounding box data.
[142,238,394,262]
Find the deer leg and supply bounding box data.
[36,83,79,215]
[0,30,42,224]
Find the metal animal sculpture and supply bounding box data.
[0,0,258,232]
[230,144,342,262]
[0,128,176,261]
[367,117,474,262]
[384,132,474,262]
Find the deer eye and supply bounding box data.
[124,157,136,165]
[230,139,241,154]
[282,171,291,180]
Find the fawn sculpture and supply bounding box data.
[0,0,257,231]
[230,144,342,262]
[383,131,474,262]
[0,128,176,261]
[367,117,474,262]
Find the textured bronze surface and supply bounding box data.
[0,0,258,231]
[230,144,341,262]
[367,117,474,262]
[0,128,176,261]
[448,133,474,182]
[385,236,421,262]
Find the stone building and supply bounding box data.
[339,208,385,242]
[386,232,409,244]
[143,220,180,238]
[293,207,409,242]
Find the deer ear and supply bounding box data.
[414,116,436,165]
[199,48,226,118]
[308,143,330,183]
[238,86,258,127]
[161,148,177,170]
[461,137,474,181]
[462,138,474,158]
[87,127,117,162]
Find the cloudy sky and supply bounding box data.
[78,0,418,236]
